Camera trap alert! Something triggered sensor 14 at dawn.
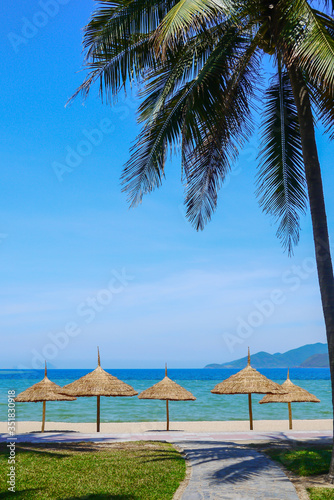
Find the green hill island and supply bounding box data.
[205,343,329,369]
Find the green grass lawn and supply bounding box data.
[308,488,334,500]
[0,441,186,499]
[265,446,334,500]
[266,447,331,476]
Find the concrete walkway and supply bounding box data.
[176,441,299,500]
[1,430,332,499]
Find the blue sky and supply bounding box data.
[1,0,334,369]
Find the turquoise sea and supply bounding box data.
[0,368,332,423]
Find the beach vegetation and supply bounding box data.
[308,488,334,499]
[70,0,334,480]
[267,446,331,476]
[0,441,186,499]
[266,446,334,499]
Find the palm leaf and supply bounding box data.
[279,0,334,94]
[84,0,178,53]
[68,37,154,104]
[69,0,183,103]
[121,25,254,207]
[256,70,307,254]
[153,0,231,54]
[308,82,334,139]
[138,22,230,124]
[183,42,260,230]
[304,8,334,139]
[121,86,189,205]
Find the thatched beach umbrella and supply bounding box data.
[61,348,138,432]
[14,362,76,432]
[259,369,320,429]
[211,348,287,430]
[138,364,196,430]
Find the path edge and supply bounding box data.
[172,443,192,500]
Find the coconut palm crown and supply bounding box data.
[71,0,334,479]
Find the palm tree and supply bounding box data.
[71,0,334,479]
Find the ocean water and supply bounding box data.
[0,368,332,423]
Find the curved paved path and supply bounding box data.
[175,441,299,500]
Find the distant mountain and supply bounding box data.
[205,343,328,369]
[299,353,329,368]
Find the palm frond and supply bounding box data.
[311,8,334,34]
[182,32,262,230]
[69,0,182,103]
[306,7,334,129]
[121,85,189,206]
[184,141,227,231]
[256,70,308,254]
[138,22,229,124]
[84,0,177,53]
[68,37,154,104]
[279,0,334,94]
[121,25,255,207]
[306,73,334,138]
[183,42,261,230]
[153,0,231,54]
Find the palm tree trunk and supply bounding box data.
[287,64,334,482]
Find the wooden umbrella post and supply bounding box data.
[165,363,169,431]
[288,402,293,430]
[248,393,253,430]
[41,362,47,433]
[166,400,169,431]
[96,347,101,432]
[138,363,195,431]
[41,401,46,433]
[211,349,289,433]
[258,368,320,423]
[97,396,101,432]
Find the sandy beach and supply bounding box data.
[1,419,332,434]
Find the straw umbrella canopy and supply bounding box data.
[259,369,320,429]
[14,362,76,432]
[61,348,138,432]
[211,348,287,430]
[138,364,196,430]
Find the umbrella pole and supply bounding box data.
[97,396,100,432]
[166,400,169,431]
[288,402,293,430]
[248,393,253,430]
[41,401,46,433]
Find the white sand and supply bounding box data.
[0,419,332,434]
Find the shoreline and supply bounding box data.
[1,419,332,434]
